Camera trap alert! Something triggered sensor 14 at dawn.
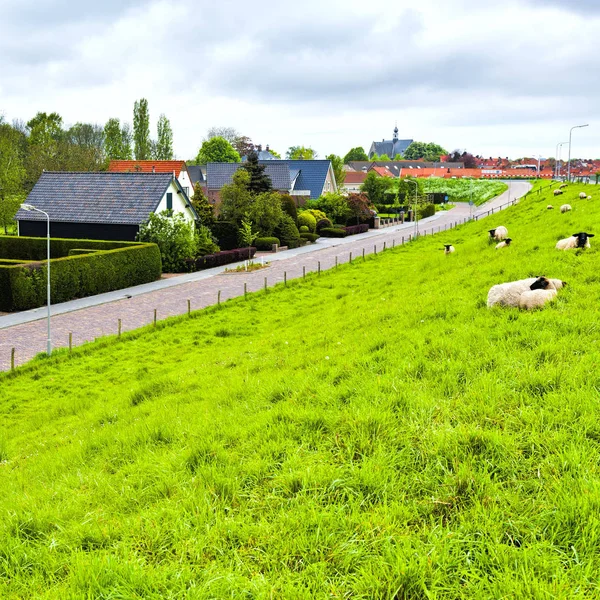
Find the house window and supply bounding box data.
[184,187,189,196]
[166,192,173,212]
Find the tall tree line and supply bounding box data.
[0,99,175,231]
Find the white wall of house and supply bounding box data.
[323,164,337,194]
[177,168,194,198]
[155,180,196,223]
[340,182,362,195]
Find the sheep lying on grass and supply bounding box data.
[443,244,455,254]
[560,204,572,213]
[556,232,594,250]
[547,205,553,210]
[518,287,557,310]
[488,226,508,241]
[560,183,568,189]
[587,195,592,200]
[580,192,587,199]
[495,238,512,249]
[487,277,566,308]
[554,189,563,196]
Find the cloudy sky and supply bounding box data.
[0,0,598,161]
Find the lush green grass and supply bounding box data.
[421,178,509,205]
[2,182,600,597]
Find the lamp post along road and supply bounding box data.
[404,179,419,237]
[556,141,568,180]
[20,204,52,355]
[567,124,589,182]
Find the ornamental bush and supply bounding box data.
[319,227,347,238]
[303,209,327,224]
[254,237,280,251]
[315,218,333,232]
[417,203,436,219]
[344,224,369,236]
[297,212,317,233]
[185,247,257,271]
[275,214,302,249]
[300,232,319,243]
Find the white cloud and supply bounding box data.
[0,0,598,160]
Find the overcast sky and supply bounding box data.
[0,0,598,161]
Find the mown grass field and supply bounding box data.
[422,178,509,205]
[2,182,600,598]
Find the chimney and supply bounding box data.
[152,165,156,173]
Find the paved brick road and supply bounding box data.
[0,182,530,372]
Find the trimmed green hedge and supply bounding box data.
[0,237,161,312]
[319,228,347,238]
[300,232,319,243]
[417,203,436,219]
[254,237,280,251]
[0,235,135,261]
[68,249,101,256]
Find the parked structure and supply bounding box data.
[16,172,196,241]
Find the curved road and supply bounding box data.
[0,181,532,371]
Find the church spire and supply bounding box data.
[393,123,398,141]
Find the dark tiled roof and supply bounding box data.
[206,162,291,191]
[369,139,413,159]
[280,160,332,199]
[187,165,205,184]
[15,172,174,225]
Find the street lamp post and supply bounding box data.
[404,178,419,237]
[555,141,569,179]
[20,204,52,355]
[567,124,589,183]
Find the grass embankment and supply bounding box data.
[422,178,509,205]
[2,183,600,597]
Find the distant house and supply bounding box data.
[346,160,466,176]
[368,126,413,159]
[16,172,197,241]
[205,160,337,205]
[241,144,278,161]
[339,171,369,194]
[108,160,194,197]
[187,165,206,187]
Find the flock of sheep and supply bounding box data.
[442,185,594,310]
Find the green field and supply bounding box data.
[422,178,509,205]
[2,182,600,598]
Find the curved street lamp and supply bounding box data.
[567,124,589,182]
[20,203,52,355]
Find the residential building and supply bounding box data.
[16,172,196,241]
[340,171,369,194]
[108,160,194,197]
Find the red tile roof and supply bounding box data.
[108,160,187,177]
[343,171,369,184]
[371,166,394,178]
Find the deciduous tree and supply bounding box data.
[0,120,25,233]
[104,118,133,160]
[154,114,174,160]
[326,154,346,187]
[133,98,151,160]
[286,146,317,160]
[343,147,369,162]
[404,141,448,162]
[196,137,240,164]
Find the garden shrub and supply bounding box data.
[275,214,302,249]
[315,218,333,232]
[417,203,436,219]
[0,243,161,312]
[211,221,239,251]
[280,195,298,223]
[299,225,309,233]
[300,232,319,243]
[185,247,257,271]
[254,237,280,251]
[137,211,196,272]
[319,227,348,238]
[67,249,100,256]
[344,224,369,236]
[297,212,317,233]
[195,225,220,257]
[303,209,327,224]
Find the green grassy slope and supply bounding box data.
[2,183,600,598]
[422,178,508,205]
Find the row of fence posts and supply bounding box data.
[5,208,515,371]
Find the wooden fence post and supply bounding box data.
[218,290,221,305]
[187,299,191,316]
[264,277,267,291]
[374,245,377,255]
[284,271,287,285]
[362,248,365,261]
[303,266,306,279]
[118,319,122,337]
[349,251,352,263]
[153,309,157,326]
[244,282,247,297]
[69,332,72,353]
[335,256,338,269]
[383,241,386,250]
[11,348,15,371]
[318,261,321,275]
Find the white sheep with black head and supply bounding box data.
[443,244,455,254]
[556,232,594,250]
[487,277,566,308]
[488,226,508,241]
[495,238,512,249]
[560,204,572,213]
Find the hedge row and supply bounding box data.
[185,247,257,271]
[300,232,319,243]
[319,224,369,238]
[0,243,162,312]
[254,237,280,251]
[417,203,436,219]
[345,224,369,235]
[0,235,137,261]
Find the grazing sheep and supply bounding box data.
[587,195,592,200]
[560,204,572,213]
[443,244,455,254]
[559,184,568,189]
[556,232,594,250]
[554,189,563,196]
[547,205,554,209]
[487,276,555,308]
[579,192,587,199]
[518,288,557,310]
[488,226,508,241]
[495,238,512,249]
